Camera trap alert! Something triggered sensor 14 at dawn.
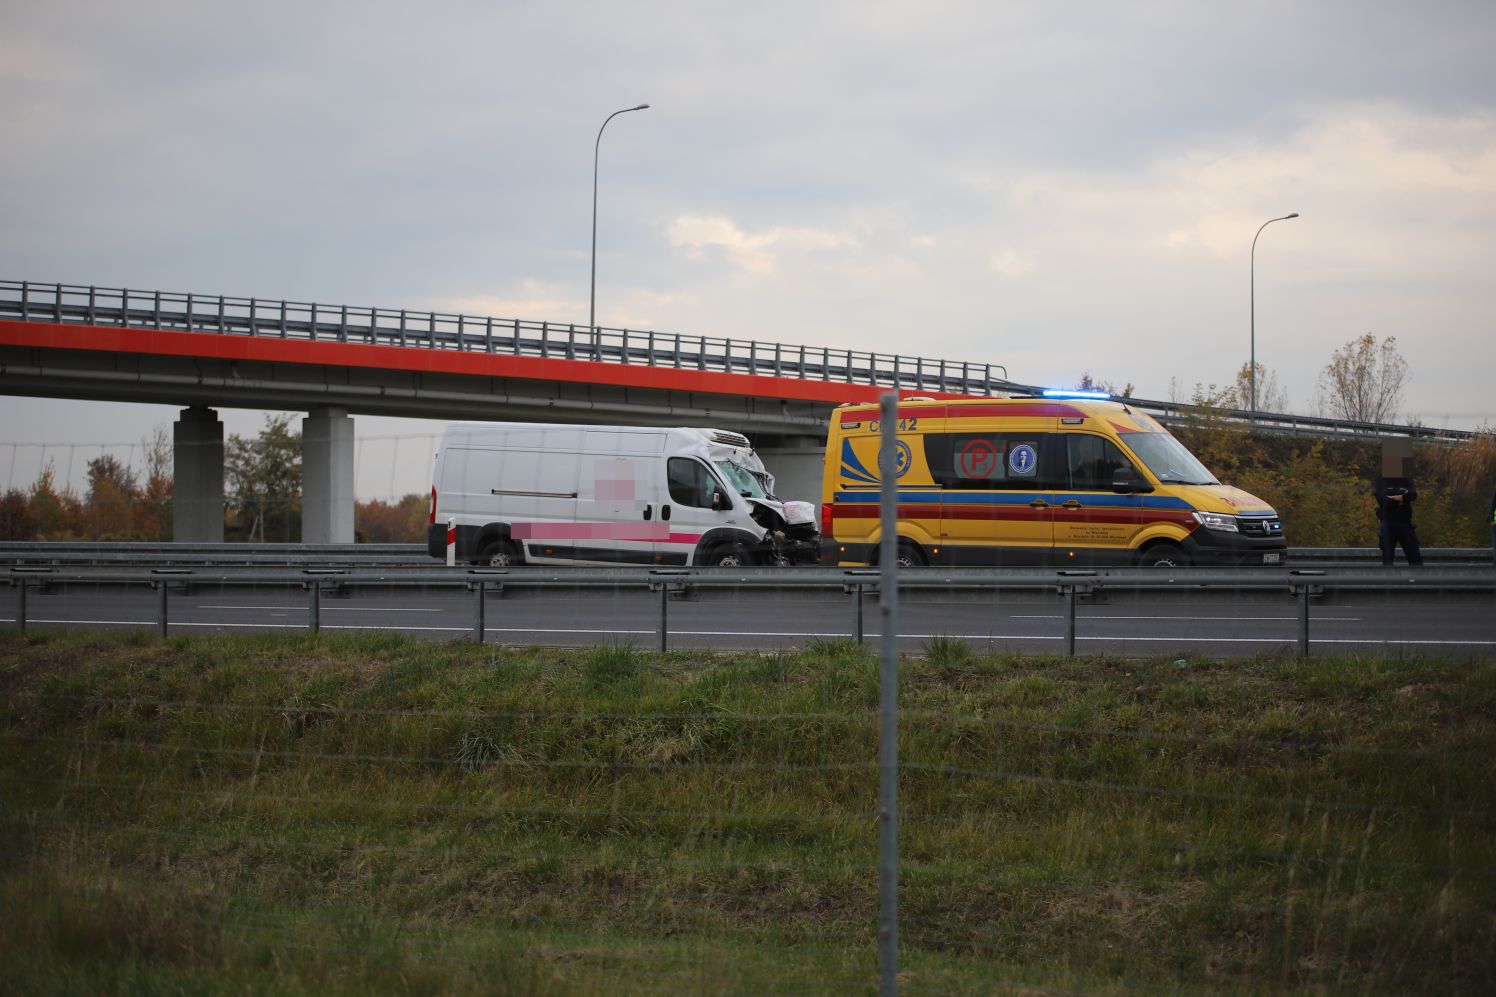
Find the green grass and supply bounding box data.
[1,630,1493,994]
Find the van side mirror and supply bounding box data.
[711,490,727,511]
[1112,468,1153,494]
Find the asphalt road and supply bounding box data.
[6,582,1494,657]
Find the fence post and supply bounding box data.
[877,391,900,995]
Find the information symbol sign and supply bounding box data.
[1008,443,1037,476]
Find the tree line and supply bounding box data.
[0,415,429,544]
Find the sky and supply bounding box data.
[2,0,1494,499]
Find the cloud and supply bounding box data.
[988,250,1036,278]
[666,214,859,274]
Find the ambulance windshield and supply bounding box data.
[1126,433,1219,486]
[715,460,771,499]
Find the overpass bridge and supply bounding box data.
[1,280,1474,544]
[1,281,1018,542]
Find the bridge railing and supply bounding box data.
[1,280,1008,398]
[2,280,1481,442]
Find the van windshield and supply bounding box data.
[1125,433,1219,485]
[715,460,770,499]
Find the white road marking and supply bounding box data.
[196,605,445,613]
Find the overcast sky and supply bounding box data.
[3,0,1494,498]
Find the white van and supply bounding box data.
[426,422,819,567]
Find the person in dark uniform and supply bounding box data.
[1374,458,1422,566]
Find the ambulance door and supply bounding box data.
[930,431,1055,565]
[1052,433,1142,566]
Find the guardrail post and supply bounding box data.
[1056,572,1096,657]
[1065,583,1076,656]
[14,580,25,632]
[1291,570,1324,658]
[658,582,668,652]
[1299,584,1310,656]
[473,581,486,642]
[855,584,864,644]
[157,581,169,637]
[20,280,29,321]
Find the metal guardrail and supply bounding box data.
[8,565,1495,655]
[1,541,1489,567]
[3,280,1481,441]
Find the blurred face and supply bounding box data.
[1382,454,1406,477]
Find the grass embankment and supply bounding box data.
[1,631,1493,995]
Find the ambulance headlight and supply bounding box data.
[1192,511,1239,533]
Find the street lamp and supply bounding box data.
[590,103,650,347]
[1249,212,1299,412]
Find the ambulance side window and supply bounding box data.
[668,457,717,508]
[1066,435,1134,490]
[923,433,1052,490]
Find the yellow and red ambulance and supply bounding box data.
[819,394,1286,567]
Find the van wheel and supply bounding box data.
[1138,542,1188,568]
[706,544,752,568]
[477,539,521,567]
[875,540,927,568]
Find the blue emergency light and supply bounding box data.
[1041,388,1112,400]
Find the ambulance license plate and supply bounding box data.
[1262,552,1281,565]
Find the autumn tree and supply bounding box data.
[1233,362,1288,414]
[1316,334,1407,424]
[139,424,173,540]
[28,463,84,539]
[1075,372,1134,397]
[0,489,38,540]
[356,493,429,543]
[226,414,302,542]
[85,454,140,539]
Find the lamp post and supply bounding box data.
[1249,212,1299,412]
[590,103,650,347]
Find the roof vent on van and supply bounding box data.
[707,430,751,448]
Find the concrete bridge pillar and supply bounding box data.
[301,406,355,543]
[173,406,224,542]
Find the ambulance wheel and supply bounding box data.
[1138,542,1188,568]
[477,539,521,567]
[705,543,753,568]
[875,540,927,568]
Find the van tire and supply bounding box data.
[477,539,522,567]
[704,543,753,568]
[1138,542,1188,568]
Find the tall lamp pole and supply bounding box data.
[590,103,650,345]
[1249,212,1299,412]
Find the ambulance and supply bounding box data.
[427,422,819,567]
[819,394,1286,567]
